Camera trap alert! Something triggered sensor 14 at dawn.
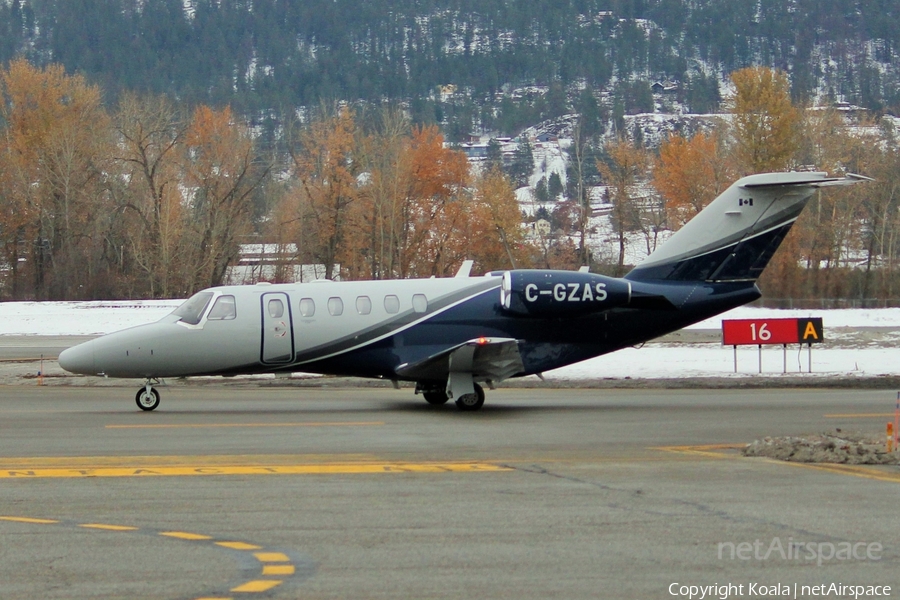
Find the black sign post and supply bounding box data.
[799,318,824,372]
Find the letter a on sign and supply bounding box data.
[804,322,818,339]
[797,318,824,343]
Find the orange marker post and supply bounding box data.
[888,423,894,453]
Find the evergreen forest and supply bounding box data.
[2,2,900,305]
[0,0,898,136]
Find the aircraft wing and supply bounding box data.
[395,337,525,383]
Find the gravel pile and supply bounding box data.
[743,433,900,464]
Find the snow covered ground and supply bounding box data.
[1,300,897,380]
[552,341,899,379]
[0,300,182,337]
[554,306,900,380]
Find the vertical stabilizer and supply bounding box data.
[626,172,869,283]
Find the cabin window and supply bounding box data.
[268,298,285,319]
[384,295,400,314]
[356,296,372,315]
[207,295,236,320]
[299,298,315,317]
[327,297,344,316]
[172,291,213,325]
[412,294,428,314]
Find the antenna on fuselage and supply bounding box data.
[455,260,475,278]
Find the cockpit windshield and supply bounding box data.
[171,292,214,325]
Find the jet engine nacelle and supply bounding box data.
[499,270,632,317]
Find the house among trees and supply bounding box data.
[533,219,551,237]
[459,142,490,159]
[226,244,337,284]
[438,84,458,102]
[830,101,867,118]
[651,79,679,93]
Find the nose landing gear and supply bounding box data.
[135,379,161,411]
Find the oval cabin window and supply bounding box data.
[384,295,400,314]
[299,298,315,317]
[412,294,428,314]
[268,298,284,319]
[356,296,372,315]
[327,297,344,316]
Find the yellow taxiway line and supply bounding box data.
[652,444,745,458]
[0,516,58,524]
[824,413,895,419]
[656,444,900,484]
[0,516,298,599]
[0,455,510,478]
[0,453,377,467]
[776,461,900,484]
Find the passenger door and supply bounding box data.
[260,292,294,364]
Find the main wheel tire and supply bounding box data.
[135,388,160,411]
[423,390,450,405]
[455,383,485,411]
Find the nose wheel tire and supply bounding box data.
[455,383,485,411]
[135,387,160,411]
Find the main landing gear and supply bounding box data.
[422,389,450,405]
[135,379,161,411]
[454,383,485,411]
[416,382,485,411]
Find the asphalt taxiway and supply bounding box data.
[1,384,898,599]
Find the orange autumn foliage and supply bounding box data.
[653,131,735,228]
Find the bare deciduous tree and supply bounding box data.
[113,92,185,297]
[598,137,650,276]
[182,105,268,293]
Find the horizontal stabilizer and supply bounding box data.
[741,172,873,188]
[395,337,524,383]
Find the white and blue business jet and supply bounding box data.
[60,172,868,411]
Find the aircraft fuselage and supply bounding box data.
[59,274,758,381]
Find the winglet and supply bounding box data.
[455,260,474,278]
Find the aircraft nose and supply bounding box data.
[58,341,96,375]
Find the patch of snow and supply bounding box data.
[688,306,900,330]
[545,345,899,380]
[0,301,181,336]
[528,142,568,189]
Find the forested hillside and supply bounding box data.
[2,2,900,305]
[1,0,898,134]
